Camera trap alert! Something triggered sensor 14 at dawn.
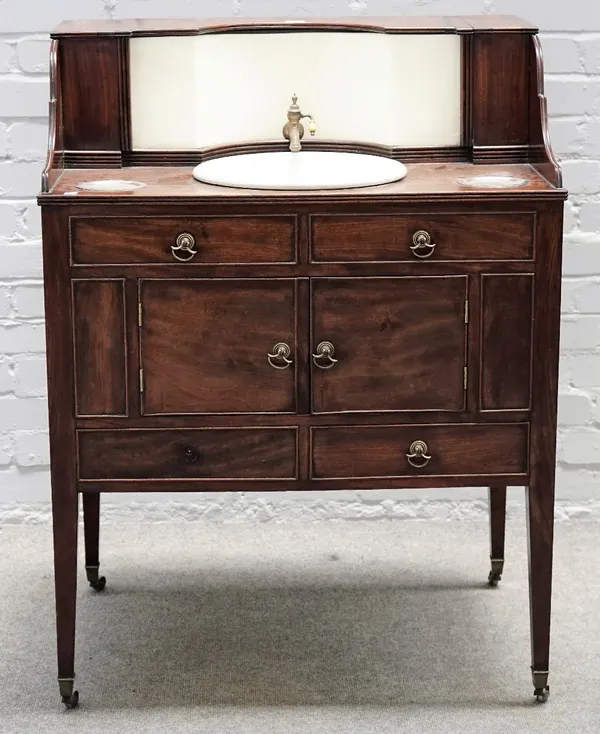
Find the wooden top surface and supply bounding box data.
[41,163,566,204]
[52,16,538,37]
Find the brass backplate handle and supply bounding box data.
[406,440,432,468]
[312,341,338,370]
[410,230,436,259]
[171,232,197,262]
[268,342,293,370]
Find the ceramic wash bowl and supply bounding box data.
[192,151,408,190]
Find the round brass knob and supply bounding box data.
[267,342,293,370]
[410,230,436,259]
[171,232,197,262]
[406,440,432,469]
[312,341,338,370]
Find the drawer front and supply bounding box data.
[78,428,297,480]
[71,216,297,265]
[311,214,534,262]
[311,423,528,479]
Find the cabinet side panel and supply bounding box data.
[481,274,534,411]
[72,280,127,417]
[60,38,122,151]
[472,33,530,147]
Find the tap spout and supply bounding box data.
[283,95,316,152]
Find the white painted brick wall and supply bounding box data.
[0,0,599,520]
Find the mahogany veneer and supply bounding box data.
[311,423,529,479]
[39,15,567,709]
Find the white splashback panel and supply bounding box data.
[130,32,462,150]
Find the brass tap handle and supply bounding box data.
[406,440,432,469]
[312,341,338,370]
[283,94,316,147]
[268,342,293,370]
[171,233,197,262]
[410,230,436,259]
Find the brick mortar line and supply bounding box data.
[1,498,600,525]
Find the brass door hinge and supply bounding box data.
[139,368,144,393]
[464,366,468,390]
[138,301,143,327]
[465,299,469,324]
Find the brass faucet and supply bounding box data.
[282,94,316,152]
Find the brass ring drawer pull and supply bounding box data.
[312,341,338,370]
[267,342,293,370]
[410,230,436,259]
[171,232,197,262]
[406,440,432,469]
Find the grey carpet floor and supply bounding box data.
[1,517,599,733]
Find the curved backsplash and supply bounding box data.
[129,32,462,150]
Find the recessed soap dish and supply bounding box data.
[75,179,147,192]
[457,174,529,188]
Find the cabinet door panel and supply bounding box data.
[311,277,467,413]
[481,274,533,411]
[72,279,127,416]
[140,279,296,414]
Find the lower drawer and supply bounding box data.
[311,424,529,479]
[78,428,297,480]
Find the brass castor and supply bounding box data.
[488,570,502,587]
[488,558,504,587]
[532,670,550,704]
[59,678,79,709]
[62,691,79,709]
[86,565,107,592]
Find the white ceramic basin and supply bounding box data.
[192,151,407,190]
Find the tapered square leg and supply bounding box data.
[53,489,79,708]
[527,480,554,704]
[83,493,106,592]
[488,486,507,586]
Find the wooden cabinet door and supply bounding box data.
[140,279,297,414]
[311,277,468,413]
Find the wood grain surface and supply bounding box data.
[311,276,468,413]
[311,213,534,262]
[140,279,297,415]
[72,279,127,416]
[71,216,297,265]
[78,428,297,480]
[311,423,529,478]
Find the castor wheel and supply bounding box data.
[532,671,550,703]
[86,565,106,592]
[90,575,106,592]
[488,570,502,587]
[61,690,79,709]
[488,558,504,587]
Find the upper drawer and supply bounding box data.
[70,216,298,265]
[310,213,534,262]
